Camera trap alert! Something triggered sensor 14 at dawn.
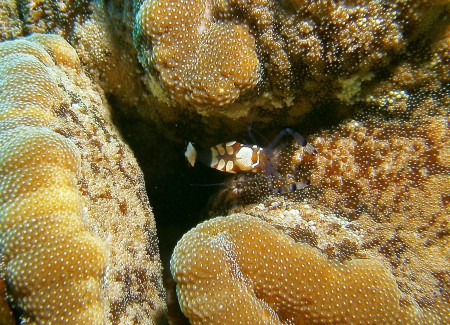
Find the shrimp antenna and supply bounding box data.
[190,183,227,187]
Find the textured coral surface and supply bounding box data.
[172,214,440,324]
[135,0,260,107]
[128,0,449,142]
[0,35,106,324]
[0,0,448,324]
[3,0,446,142]
[193,60,449,325]
[199,93,449,323]
[169,1,449,321]
[0,35,166,324]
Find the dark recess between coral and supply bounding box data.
[109,99,228,324]
[109,95,347,324]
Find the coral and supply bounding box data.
[14,0,92,38]
[0,277,15,324]
[0,35,106,324]
[134,0,410,108]
[174,3,450,320]
[0,35,166,324]
[0,0,448,323]
[201,82,450,324]
[171,214,438,324]
[3,0,447,143]
[0,0,22,40]
[295,104,450,319]
[128,0,449,143]
[134,0,260,108]
[202,92,450,322]
[72,1,146,107]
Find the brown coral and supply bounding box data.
[134,0,260,107]
[133,0,410,109]
[0,0,448,322]
[297,106,450,318]
[0,35,106,324]
[171,214,436,324]
[128,0,449,142]
[3,0,446,143]
[0,34,166,324]
[203,84,449,324]
[186,6,450,320]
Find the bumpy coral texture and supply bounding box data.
[299,108,450,320]
[204,102,449,323]
[0,0,447,323]
[204,82,449,325]
[171,214,432,324]
[0,34,167,324]
[0,36,106,323]
[0,0,22,40]
[3,0,445,143]
[134,0,260,107]
[182,5,450,321]
[132,0,448,128]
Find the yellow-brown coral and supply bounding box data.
[202,82,449,324]
[124,0,450,144]
[181,7,450,319]
[8,0,445,144]
[0,34,167,324]
[171,214,438,324]
[0,0,447,323]
[203,100,450,322]
[134,0,260,107]
[0,36,106,323]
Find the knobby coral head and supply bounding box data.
[171,214,438,324]
[0,34,107,324]
[132,0,441,112]
[135,0,260,107]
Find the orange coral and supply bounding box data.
[205,100,449,319]
[0,34,167,324]
[128,0,449,142]
[0,35,107,324]
[296,106,450,318]
[171,214,434,324]
[135,0,260,107]
[205,92,450,322]
[194,8,450,319]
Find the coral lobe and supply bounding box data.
[0,35,107,324]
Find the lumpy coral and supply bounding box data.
[199,91,449,323]
[170,1,449,320]
[195,57,450,325]
[171,214,437,324]
[128,0,449,141]
[134,0,260,107]
[0,0,448,323]
[3,0,446,142]
[0,35,106,324]
[0,34,166,324]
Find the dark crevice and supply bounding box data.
[109,99,228,324]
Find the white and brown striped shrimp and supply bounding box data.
[185,128,317,193]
